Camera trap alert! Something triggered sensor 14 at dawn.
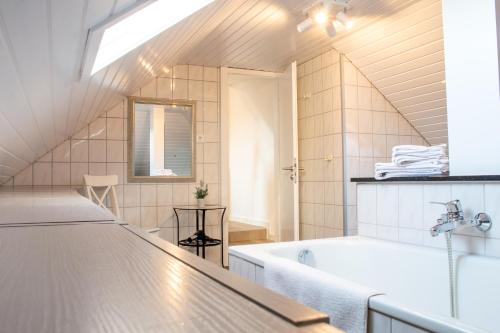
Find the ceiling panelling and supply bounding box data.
[0,0,446,181]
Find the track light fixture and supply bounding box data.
[296,0,352,38]
[336,10,353,29]
[296,17,314,33]
[325,22,337,37]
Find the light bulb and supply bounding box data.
[314,10,328,25]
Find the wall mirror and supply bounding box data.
[128,97,195,182]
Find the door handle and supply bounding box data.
[281,166,304,171]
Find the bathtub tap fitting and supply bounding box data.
[429,199,492,237]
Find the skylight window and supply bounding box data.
[90,0,214,75]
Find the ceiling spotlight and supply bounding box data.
[336,11,353,28]
[314,10,328,25]
[324,21,337,37]
[297,17,314,33]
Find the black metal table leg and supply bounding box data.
[174,208,180,246]
[195,210,200,256]
[202,210,206,258]
[221,208,226,267]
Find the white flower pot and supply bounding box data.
[197,198,205,207]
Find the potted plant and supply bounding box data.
[194,180,208,207]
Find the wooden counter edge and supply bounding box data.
[122,224,332,328]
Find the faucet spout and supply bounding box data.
[429,200,492,237]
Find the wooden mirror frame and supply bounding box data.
[127,96,196,183]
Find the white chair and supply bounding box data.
[83,175,121,219]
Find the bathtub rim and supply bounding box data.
[228,236,487,333]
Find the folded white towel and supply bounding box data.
[375,144,449,179]
[375,161,449,180]
[264,257,382,333]
[392,144,446,156]
[393,155,448,166]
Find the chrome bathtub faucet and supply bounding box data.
[429,199,492,237]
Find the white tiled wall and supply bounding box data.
[297,50,344,240]
[342,57,427,235]
[296,49,428,239]
[6,64,223,263]
[357,182,500,258]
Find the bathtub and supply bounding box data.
[228,236,500,333]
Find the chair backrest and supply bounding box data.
[83,175,120,219]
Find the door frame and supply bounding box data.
[220,66,299,245]
[220,67,280,227]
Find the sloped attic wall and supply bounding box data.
[2,64,222,263]
[297,49,427,240]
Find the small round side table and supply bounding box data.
[173,205,226,267]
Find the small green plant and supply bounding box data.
[194,180,208,199]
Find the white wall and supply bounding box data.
[442,0,500,175]
[228,74,278,228]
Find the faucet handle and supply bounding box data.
[430,200,462,215]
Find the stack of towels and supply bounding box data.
[375,144,448,180]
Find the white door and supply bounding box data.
[277,62,299,241]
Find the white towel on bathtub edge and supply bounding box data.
[263,257,383,333]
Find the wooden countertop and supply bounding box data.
[0,188,341,332]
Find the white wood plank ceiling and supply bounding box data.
[0,0,446,182]
[331,0,448,145]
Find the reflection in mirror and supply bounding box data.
[128,97,195,182]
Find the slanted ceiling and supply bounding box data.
[0,0,445,182]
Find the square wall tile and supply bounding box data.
[188,80,203,101]
[89,118,106,140]
[358,184,376,223]
[89,163,106,176]
[358,87,371,110]
[204,81,218,102]
[188,65,203,80]
[52,163,70,186]
[141,184,157,207]
[34,162,52,186]
[204,102,218,122]
[373,112,386,134]
[106,102,124,118]
[124,184,140,207]
[71,163,88,186]
[204,67,218,82]
[173,184,189,205]
[203,143,218,163]
[398,228,424,245]
[71,140,88,162]
[106,163,124,184]
[157,77,173,99]
[398,185,424,229]
[106,118,124,140]
[173,79,188,99]
[107,141,124,162]
[157,184,173,206]
[124,207,140,226]
[140,80,156,97]
[376,185,398,227]
[173,65,188,79]
[485,184,500,239]
[89,140,106,162]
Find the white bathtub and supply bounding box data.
[229,237,500,333]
